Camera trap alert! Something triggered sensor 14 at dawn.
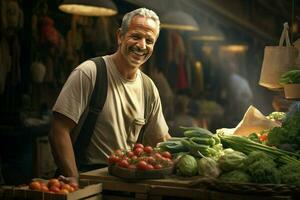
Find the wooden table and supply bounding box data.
[80,168,294,200]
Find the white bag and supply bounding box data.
[259,22,298,90]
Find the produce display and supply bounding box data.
[28,178,78,194]
[107,143,174,179]
[158,124,300,187]
[107,111,300,192]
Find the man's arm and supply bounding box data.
[48,112,78,180]
[163,133,171,141]
[145,132,171,147]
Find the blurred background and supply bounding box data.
[0,0,299,185]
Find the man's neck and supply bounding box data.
[111,53,138,80]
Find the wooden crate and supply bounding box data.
[0,180,102,200]
[80,168,209,200]
[80,168,295,200]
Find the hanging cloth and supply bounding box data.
[176,54,189,90]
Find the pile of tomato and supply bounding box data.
[107,143,173,171]
[28,178,78,194]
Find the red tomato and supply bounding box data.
[154,152,163,159]
[146,164,154,170]
[134,143,144,150]
[59,189,69,194]
[118,159,129,168]
[259,134,268,142]
[128,164,137,169]
[61,184,73,192]
[147,156,156,165]
[154,164,162,169]
[40,185,49,192]
[136,161,149,170]
[127,151,135,158]
[49,185,60,193]
[48,178,61,188]
[29,181,41,190]
[133,147,144,156]
[143,146,153,154]
[161,151,172,159]
[130,155,138,161]
[114,149,124,157]
[108,155,120,165]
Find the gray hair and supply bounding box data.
[120,8,160,36]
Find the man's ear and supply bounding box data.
[116,28,122,46]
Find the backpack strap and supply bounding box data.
[137,72,154,144]
[73,57,107,166]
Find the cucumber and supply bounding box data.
[183,130,213,138]
[188,139,211,151]
[167,137,189,141]
[181,126,214,135]
[190,137,215,146]
[158,141,189,153]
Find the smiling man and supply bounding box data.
[48,8,171,186]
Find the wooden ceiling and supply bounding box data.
[123,0,300,45]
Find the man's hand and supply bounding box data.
[58,175,79,190]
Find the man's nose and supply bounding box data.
[137,38,146,49]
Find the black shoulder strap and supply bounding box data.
[137,72,154,144]
[73,57,107,165]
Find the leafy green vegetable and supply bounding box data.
[219,170,251,183]
[218,148,247,171]
[197,157,221,178]
[243,151,274,166]
[247,133,260,143]
[267,111,300,153]
[219,134,300,165]
[176,154,198,176]
[280,162,300,186]
[267,111,286,121]
[279,69,300,84]
[244,151,281,184]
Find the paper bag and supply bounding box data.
[259,22,298,90]
[216,106,280,136]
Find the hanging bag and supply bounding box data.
[259,22,298,90]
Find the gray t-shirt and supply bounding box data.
[53,55,168,164]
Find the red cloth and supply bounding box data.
[40,16,60,47]
[176,55,188,89]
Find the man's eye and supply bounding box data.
[146,39,154,44]
[132,35,140,40]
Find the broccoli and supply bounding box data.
[244,151,281,184]
[243,151,274,167]
[219,170,251,183]
[267,111,300,151]
[280,162,300,186]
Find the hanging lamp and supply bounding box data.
[59,0,118,16]
[191,23,225,42]
[160,11,199,31]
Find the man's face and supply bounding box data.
[118,15,159,68]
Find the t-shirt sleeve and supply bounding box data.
[143,81,169,142]
[52,61,96,123]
